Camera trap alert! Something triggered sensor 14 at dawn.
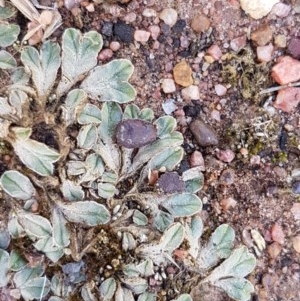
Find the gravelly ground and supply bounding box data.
[3,0,300,300]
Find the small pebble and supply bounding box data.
[207,44,222,61]
[98,49,113,61]
[273,87,300,112]
[257,43,273,62]
[271,2,291,17]
[288,37,300,59]
[148,25,160,40]
[219,168,235,186]
[292,236,300,253]
[220,197,237,211]
[191,14,210,33]
[291,203,300,220]
[240,0,280,19]
[292,181,300,194]
[271,224,285,245]
[267,242,282,259]
[123,12,137,23]
[190,151,205,171]
[173,61,193,87]
[162,99,177,114]
[134,30,151,43]
[216,149,235,163]
[190,119,219,147]
[113,21,134,43]
[109,41,121,51]
[142,8,157,18]
[271,56,300,85]
[161,78,176,93]
[214,84,227,96]
[251,24,273,46]
[181,85,200,100]
[211,109,221,122]
[274,35,287,48]
[159,8,178,27]
[158,172,185,193]
[230,35,247,52]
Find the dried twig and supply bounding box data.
[260,81,300,95]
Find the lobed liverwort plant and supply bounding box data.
[0,5,256,301]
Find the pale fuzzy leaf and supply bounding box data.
[153,211,174,232]
[14,265,44,288]
[97,182,115,199]
[0,249,9,287]
[61,180,84,201]
[101,171,118,184]
[11,67,30,85]
[8,216,25,238]
[123,104,154,121]
[0,170,35,200]
[80,154,105,183]
[133,210,148,226]
[154,116,177,138]
[182,167,204,193]
[52,207,70,248]
[121,278,148,294]
[139,147,183,185]
[0,24,20,47]
[0,50,16,69]
[12,126,31,140]
[137,259,154,277]
[205,247,256,282]
[49,297,64,301]
[123,264,140,277]
[50,274,63,296]
[81,283,98,301]
[115,285,135,301]
[122,232,136,251]
[99,277,116,300]
[9,250,27,272]
[0,96,15,116]
[63,89,88,126]
[175,294,193,301]
[99,101,122,141]
[17,212,52,238]
[214,278,254,301]
[21,41,61,99]
[0,228,10,249]
[20,276,51,300]
[197,224,235,270]
[185,216,203,258]
[13,137,60,176]
[0,3,16,19]
[57,28,103,96]
[59,200,111,226]
[162,193,202,217]
[67,160,86,176]
[77,124,97,150]
[34,236,64,262]
[78,103,102,124]
[125,132,183,178]
[80,59,136,103]
[160,222,184,252]
[9,89,28,118]
[137,292,156,301]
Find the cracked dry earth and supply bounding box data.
[3,0,300,300]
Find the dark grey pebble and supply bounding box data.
[115,119,157,148]
[190,119,219,147]
[292,181,300,194]
[113,21,134,43]
[158,172,185,193]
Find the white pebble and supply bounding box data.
[214,84,227,96]
[162,99,177,114]
[159,8,178,27]
[161,78,176,93]
[134,30,151,43]
[142,8,157,18]
[181,85,200,100]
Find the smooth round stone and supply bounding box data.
[115,119,157,148]
[190,119,219,147]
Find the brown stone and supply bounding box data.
[189,119,218,147]
[251,24,273,46]
[191,14,210,33]
[271,56,300,85]
[173,61,193,87]
[273,87,300,113]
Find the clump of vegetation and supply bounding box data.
[0,5,256,301]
